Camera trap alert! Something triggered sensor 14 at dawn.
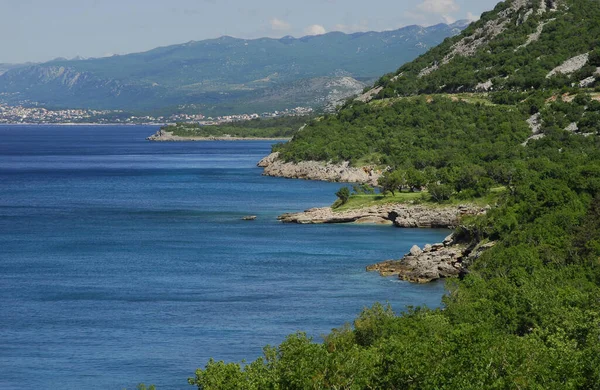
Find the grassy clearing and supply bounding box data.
[332,186,506,212]
[333,192,423,212]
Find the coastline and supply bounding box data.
[261,149,493,284]
[0,122,163,126]
[277,203,487,228]
[277,201,490,284]
[366,237,496,283]
[147,129,291,142]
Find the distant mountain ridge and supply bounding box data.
[0,22,468,114]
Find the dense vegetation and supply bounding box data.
[188,0,600,388]
[164,116,309,139]
[275,96,529,165]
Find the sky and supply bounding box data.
[0,0,499,64]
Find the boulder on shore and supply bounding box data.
[366,237,496,283]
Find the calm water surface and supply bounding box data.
[0,125,449,389]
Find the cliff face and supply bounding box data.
[258,152,381,185]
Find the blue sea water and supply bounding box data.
[0,125,449,389]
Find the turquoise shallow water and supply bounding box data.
[0,125,449,389]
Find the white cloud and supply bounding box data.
[466,11,480,21]
[417,0,459,14]
[442,15,456,24]
[270,18,291,31]
[304,24,327,35]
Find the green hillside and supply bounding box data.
[375,0,600,96]
[191,0,600,388]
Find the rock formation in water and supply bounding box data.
[278,203,487,229]
[367,235,497,283]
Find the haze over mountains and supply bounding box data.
[0,22,469,115]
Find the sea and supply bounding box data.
[0,125,449,389]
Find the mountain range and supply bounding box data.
[0,22,468,115]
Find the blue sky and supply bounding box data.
[1,0,499,63]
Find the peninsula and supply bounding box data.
[147,115,308,142]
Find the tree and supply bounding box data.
[378,170,405,196]
[352,183,376,195]
[406,168,426,192]
[335,187,351,206]
[589,48,600,67]
[428,183,453,202]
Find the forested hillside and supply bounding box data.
[190,0,600,388]
[374,0,600,96]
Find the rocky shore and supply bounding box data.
[278,203,488,228]
[147,129,290,142]
[279,201,490,283]
[367,236,496,283]
[264,151,493,283]
[258,152,381,185]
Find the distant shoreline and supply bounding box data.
[146,129,290,142]
[148,136,291,142]
[0,123,164,126]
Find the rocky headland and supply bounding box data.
[278,203,488,228]
[263,152,492,283]
[258,152,381,185]
[367,236,496,283]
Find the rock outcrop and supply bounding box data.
[546,53,589,79]
[278,203,487,229]
[366,236,496,283]
[522,113,545,145]
[259,152,381,185]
